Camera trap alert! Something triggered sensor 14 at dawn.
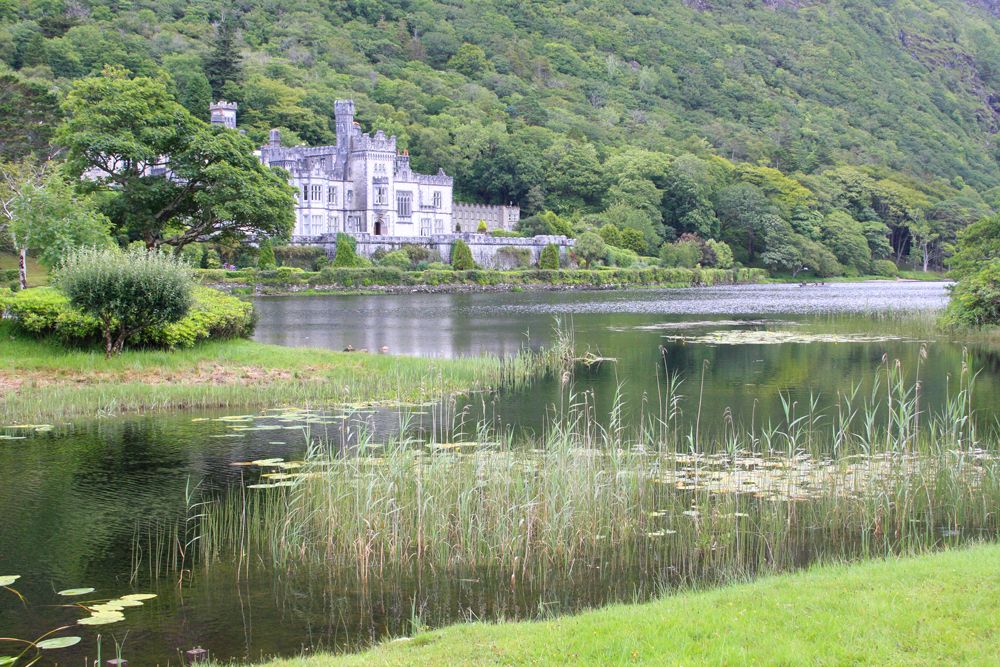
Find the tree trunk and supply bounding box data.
[18,247,27,290]
[922,241,930,272]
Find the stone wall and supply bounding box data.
[296,233,574,269]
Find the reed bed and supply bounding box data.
[182,353,999,595]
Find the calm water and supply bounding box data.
[3,281,998,665]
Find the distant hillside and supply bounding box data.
[2,0,999,272]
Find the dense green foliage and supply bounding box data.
[539,243,560,270]
[257,237,276,269]
[55,247,194,354]
[3,284,253,348]
[332,232,365,267]
[232,265,767,289]
[450,239,476,270]
[56,67,296,251]
[2,0,999,275]
[946,212,1000,325]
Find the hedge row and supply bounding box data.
[2,286,255,348]
[195,266,766,289]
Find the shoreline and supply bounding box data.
[223,544,1000,666]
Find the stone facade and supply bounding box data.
[453,203,520,233]
[256,100,519,240]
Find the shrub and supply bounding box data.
[316,266,407,287]
[333,233,363,267]
[598,225,623,248]
[6,285,252,349]
[378,250,412,269]
[574,231,607,267]
[659,240,702,268]
[705,239,734,269]
[55,247,193,356]
[489,229,523,238]
[539,243,560,269]
[425,262,452,271]
[477,220,489,233]
[275,245,326,270]
[873,259,899,277]
[606,245,639,268]
[618,228,648,256]
[944,261,1000,326]
[401,244,434,265]
[257,237,276,269]
[450,239,476,269]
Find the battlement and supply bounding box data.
[210,100,238,129]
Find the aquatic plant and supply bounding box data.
[175,353,999,596]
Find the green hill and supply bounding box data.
[2,0,999,273]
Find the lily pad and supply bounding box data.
[37,636,82,650]
[77,612,124,626]
[107,598,143,607]
[0,575,20,586]
[58,587,95,596]
[119,593,156,601]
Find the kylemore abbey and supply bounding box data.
[209,100,520,240]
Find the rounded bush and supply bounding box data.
[873,259,899,277]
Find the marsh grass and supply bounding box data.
[165,352,1000,607]
[0,321,571,422]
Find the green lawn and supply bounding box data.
[0,320,535,421]
[0,251,48,287]
[241,545,1000,666]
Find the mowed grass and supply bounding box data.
[238,544,1000,666]
[0,320,533,421]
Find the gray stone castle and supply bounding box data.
[244,100,519,239]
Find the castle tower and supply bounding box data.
[210,100,238,129]
[335,99,355,150]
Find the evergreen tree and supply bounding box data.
[257,237,276,269]
[539,243,560,269]
[333,233,360,267]
[450,239,475,270]
[205,14,242,99]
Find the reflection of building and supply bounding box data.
[254,100,519,239]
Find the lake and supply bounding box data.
[3,281,998,665]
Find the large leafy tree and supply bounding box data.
[56,67,295,252]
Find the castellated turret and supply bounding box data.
[210,100,238,129]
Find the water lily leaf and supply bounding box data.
[119,593,156,601]
[251,458,284,466]
[0,575,20,586]
[89,603,125,613]
[37,636,82,650]
[107,598,143,607]
[58,587,95,596]
[77,612,124,626]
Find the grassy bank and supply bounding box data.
[197,266,767,294]
[767,270,949,283]
[0,320,567,422]
[235,544,1000,666]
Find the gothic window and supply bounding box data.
[374,186,388,207]
[346,189,353,206]
[432,191,442,208]
[328,187,337,204]
[420,218,431,235]
[311,185,323,201]
[397,192,412,217]
[302,185,309,201]
[329,216,339,233]
[434,218,444,234]
[347,215,363,233]
[312,214,325,234]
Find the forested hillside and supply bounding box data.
[2,0,1000,273]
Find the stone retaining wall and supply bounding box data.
[293,233,574,269]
